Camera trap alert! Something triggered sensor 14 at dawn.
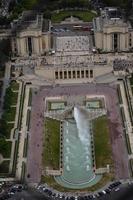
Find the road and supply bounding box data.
[9,189,47,200]
[8,183,133,200]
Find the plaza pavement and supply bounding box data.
[26,83,130,185]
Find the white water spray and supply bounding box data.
[74,107,91,143]
[74,107,92,168]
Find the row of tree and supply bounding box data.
[1,0,132,21]
[102,0,132,10]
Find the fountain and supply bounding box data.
[74,107,92,170]
[55,106,102,189]
[66,138,69,143]
[66,165,70,171]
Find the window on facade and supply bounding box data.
[60,71,63,79]
[114,33,118,51]
[90,70,93,78]
[77,70,80,78]
[28,37,32,56]
[86,70,89,78]
[73,71,76,78]
[55,71,58,79]
[129,34,132,47]
[81,70,84,78]
[64,71,67,79]
[68,71,71,79]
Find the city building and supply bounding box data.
[11,11,51,57]
[93,7,133,52]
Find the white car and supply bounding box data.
[115,188,120,192]
[102,190,106,194]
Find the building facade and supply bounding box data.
[93,7,133,52]
[11,11,51,57]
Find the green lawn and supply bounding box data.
[2,83,18,124]
[117,84,123,104]
[43,118,60,170]
[28,88,32,106]
[3,107,16,122]
[23,137,28,158]
[0,139,12,158]
[93,116,113,168]
[10,81,19,91]
[3,123,14,139]
[129,76,133,95]
[0,160,10,174]
[130,75,133,86]
[129,159,133,177]
[0,120,14,139]
[26,110,31,131]
[11,92,18,105]
[51,10,96,23]
[21,161,26,182]
[4,83,19,108]
[125,133,132,154]
[0,67,5,78]
[6,123,14,138]
[21,0,38,9]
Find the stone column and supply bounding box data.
[39,36,43,54]
[103,33,107,51]
[107,34,112,51]
[33,37,40,55]
[20,38,26,56]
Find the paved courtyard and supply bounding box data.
[26,83,130,184]
[55,34,91,52]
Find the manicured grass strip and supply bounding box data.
[12,140,19,175]
[28,88,32,106]
[117,84,123,104]
[4,85,18,110]
[0,139,12,158]
[123,80,133,125]
[129,159,133,177]
[26,110,31,131]
[1,81,19,130]
[125,133,132,154]
[0,120,14,139]
[130,75,133,86]
[43,118,60,170]
[51,10,96,23]
[93,116,113,168]
[0,160,10,174]
[5,123,14,139]
[12,84,26,175]
[2,107,16,122]
[0,68,5,78]
[23,137,28,158]
[11,92,18,105]
[18,84,26,130]
[21,0,38,9]
[21,161,26,182]
[120,107,126,127]
[10,81,19,91]
[0,81,3,97]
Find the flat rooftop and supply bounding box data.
[12,10,49,33]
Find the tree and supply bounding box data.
[0,39,11,66]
